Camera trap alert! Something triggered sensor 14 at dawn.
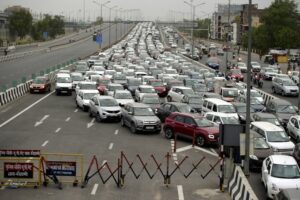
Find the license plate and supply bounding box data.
[146,126,154,130]
[34,90,39,92]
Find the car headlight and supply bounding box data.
[271,183,278,191]
[208,134,214,139]
[272,147,278,152]
[136,120,143,126]
[249,155,258,160]
[30,85,33,88]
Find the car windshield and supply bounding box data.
[283,79,296,86]
[142,98,160,104]
[126,71,135,76]
[109,85,123,91]
[141,88,156,93]
[151,81,163,87]
[205,73,215,78]
[76,65,88,71]
[223,90,238,97]
[250,98,262,104]
[134,107,155,116]
[222,117,239,124]
[105,71,116,75]
[178,105,192,113]
[100,99,118,107]
[194,118,214,127]
[236,106,255,113]
[33,78,46,84]
[72,76,84,81]
[182,89,194,95]
[266,131,289,142]
[271,164,300,179]
[165,69,177,74]
[114,75,126,80]
[99,79,110,85]
[219,105,235,113]
[129,80,142,86]
[115,93,132,99]
[206,81,214,87]
[262,118,280,126]
[250,91,262,97]
[188,98,200,104]
[57,77,71,83]
[253,137,269,149]
[193,85,206,92]
[83,93,97,99]
[80,84,95,90]
[276,105,297,114]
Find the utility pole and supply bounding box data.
[245,0,252,177]
[225,0,231,71]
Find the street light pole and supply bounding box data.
[225,0,231,71]
[106,5,117,47]
[245,0,252,177]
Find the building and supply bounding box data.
[0,11,9,45]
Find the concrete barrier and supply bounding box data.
[228,165,258,200]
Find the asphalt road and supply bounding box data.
[0,90,229,200]
[0,23,133,88]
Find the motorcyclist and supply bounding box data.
[232,52,236,59]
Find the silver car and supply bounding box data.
[287,115,300,141]
[272,77,299,96]
[89,95,121,122]
[121,102,161,134]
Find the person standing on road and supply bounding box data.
[4,48,8,56]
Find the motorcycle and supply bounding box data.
[258,78,263,88]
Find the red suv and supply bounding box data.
[163,112,219,147]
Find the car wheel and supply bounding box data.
[130,123,137,133]
[89,109,93,117]
[75,101,79,108]
[281,90,285,96]
[96,113,102,122]
[167,96,172,102]
[196,136,205,147]
[164,127,173,139]
[56,90,59,96]
[120,118,125,127]
[83,106,88,112]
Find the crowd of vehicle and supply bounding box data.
[29,22,300,199]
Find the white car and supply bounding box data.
[251,61,261,71]
[287,115,300,141]
[261,155,300,199]
[71,72,84,90]
[106,83,124,96]
[239,89,264,104]
[75,81,97,95]
[167,86,194,102]
[76,90,99,111]
[113,90,134,106]
[204,112,240,126]
[237,62,247,73]
[135,85,157,102]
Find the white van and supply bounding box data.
[202,98,238,119]
[55,73,72,95]
[250,122,295,155]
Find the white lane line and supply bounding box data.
[108,143,114,150]
[114,129,119,135]
[41,140,49,147]
[65,117,71,122]
[176,145,193,153]
[91,183,99,195]
[0,91,54,128]
[177,185,184,200]
[210,148,217,154]
[55,128,61,133]
[102,160,107,168]
[194,146,218,157]
[74,109,78,112]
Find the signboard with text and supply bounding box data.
[0,150,40,158]
[46,161,76,176]
[4,162,34,178]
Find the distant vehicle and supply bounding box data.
[272,77,299,96]
[76,90,99,111]
[156,102,194,122]
[113,90,134,107]
[55,73,72,95]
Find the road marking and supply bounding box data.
[74,109,78,112]
[91,183,99,195]
[176,145,193,153]
[102,160,107,168]
[194,146,218,157]
[87,118,95,128]
[210,148,217,154]
[34,114,50,127]
[177,185,184,200]
[55,128,61,133]
[41,140,49,147]
[65,117,71,122]
[0,106,12,113]
[108,143,114,150]
[0,91,54,128]
[114,129,119,135]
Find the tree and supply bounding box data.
[8,9,33,38]
[48,16,65,38]
[251,0,300,51]
[194,18,210,39]
[94,17,103,26]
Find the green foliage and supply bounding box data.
[31,15,65,40]
[249,0,300,52]
[8,9,33,38]
[194,18,210,39]
[94,17,103,26]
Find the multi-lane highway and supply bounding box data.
[0,23,133,88]
[0,23,230,200]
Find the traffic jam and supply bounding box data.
[30,22,300,199]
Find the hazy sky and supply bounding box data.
[0,0,298,21]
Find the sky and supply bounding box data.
[0,0,299,21]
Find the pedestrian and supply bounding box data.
[4,48,8,56]
[237,46,240,55]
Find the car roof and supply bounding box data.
[79,89,98,94]
[126,102,150,108]
[165,102,188,106]
[270,98,292,105]
[251,122,284,131]
[253,113,276,118]
[96,95,114,99]
[232,102,246,107]
[171,112,202,118]
[115,90,130,93]
[269,155,297,165]
[205,112,235,117]
[204,98,233,105]
[139,85,154,88]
